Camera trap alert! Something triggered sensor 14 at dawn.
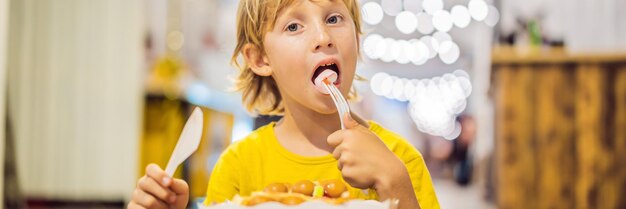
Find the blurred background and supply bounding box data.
[1,0,625,208]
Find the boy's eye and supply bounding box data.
[327,15,343,24]
[286,23,300,32]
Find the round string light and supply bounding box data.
[369,71,473,137]
[362,2,384,25]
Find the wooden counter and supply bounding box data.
[491,46,626,209]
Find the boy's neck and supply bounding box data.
[274,101,343,156]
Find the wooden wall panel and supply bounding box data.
[535,67,575,209]
[575,65,616,209]
[613,67,626,209]
[492,50,626,209]
[495,66,536,209]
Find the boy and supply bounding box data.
[128,0,440,209]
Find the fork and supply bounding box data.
[323,79,351,130]
[323,79,370,195]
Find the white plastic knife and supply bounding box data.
[165,107,204,176]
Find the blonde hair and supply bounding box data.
[232,0,362,115]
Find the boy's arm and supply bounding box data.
[327,114,440,209]
[376,154,440,209]
[204,149,241,205]
[375,157,420,209]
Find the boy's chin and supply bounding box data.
[310,105,339,115]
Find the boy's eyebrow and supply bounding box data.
[273,9,304,29]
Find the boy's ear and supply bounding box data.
[243,43,272,76]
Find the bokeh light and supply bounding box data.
[363,33,384,59]
[443,121,462,140]
[419,35,438,59]
[380,75,395,97]
[416,13,435,34]
[484,5,500,27]
[392,78,407,101]
[403,0,424,14]
[370,72,472,102]
[381,0,403,16]
[411,39,429,65]
[380,38,398,62]
[364,71,472,137]
[395,40,412,64]
[468,0,488,21]
[451,5,471,28]
[432,10,454,32]
[370,72,388,96]
[362,2,384,25]
[432,31,452,52]
[396,11,418,34]
[422,0,444,15]
[438,41,460,64]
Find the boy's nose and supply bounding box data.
[315,42,334,51]
[313,28,334,51]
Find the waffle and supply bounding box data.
[233,180,353,206]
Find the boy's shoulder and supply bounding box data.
[367,121,423,160]
[366,120,406,142]
[222,122,276,155]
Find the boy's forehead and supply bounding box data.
[277,0,345,18]
[281,0,338,10]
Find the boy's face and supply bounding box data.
[263,0,358,114]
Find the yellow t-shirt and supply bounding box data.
[205,121,440,209]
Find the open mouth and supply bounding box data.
[311,63,340,85]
